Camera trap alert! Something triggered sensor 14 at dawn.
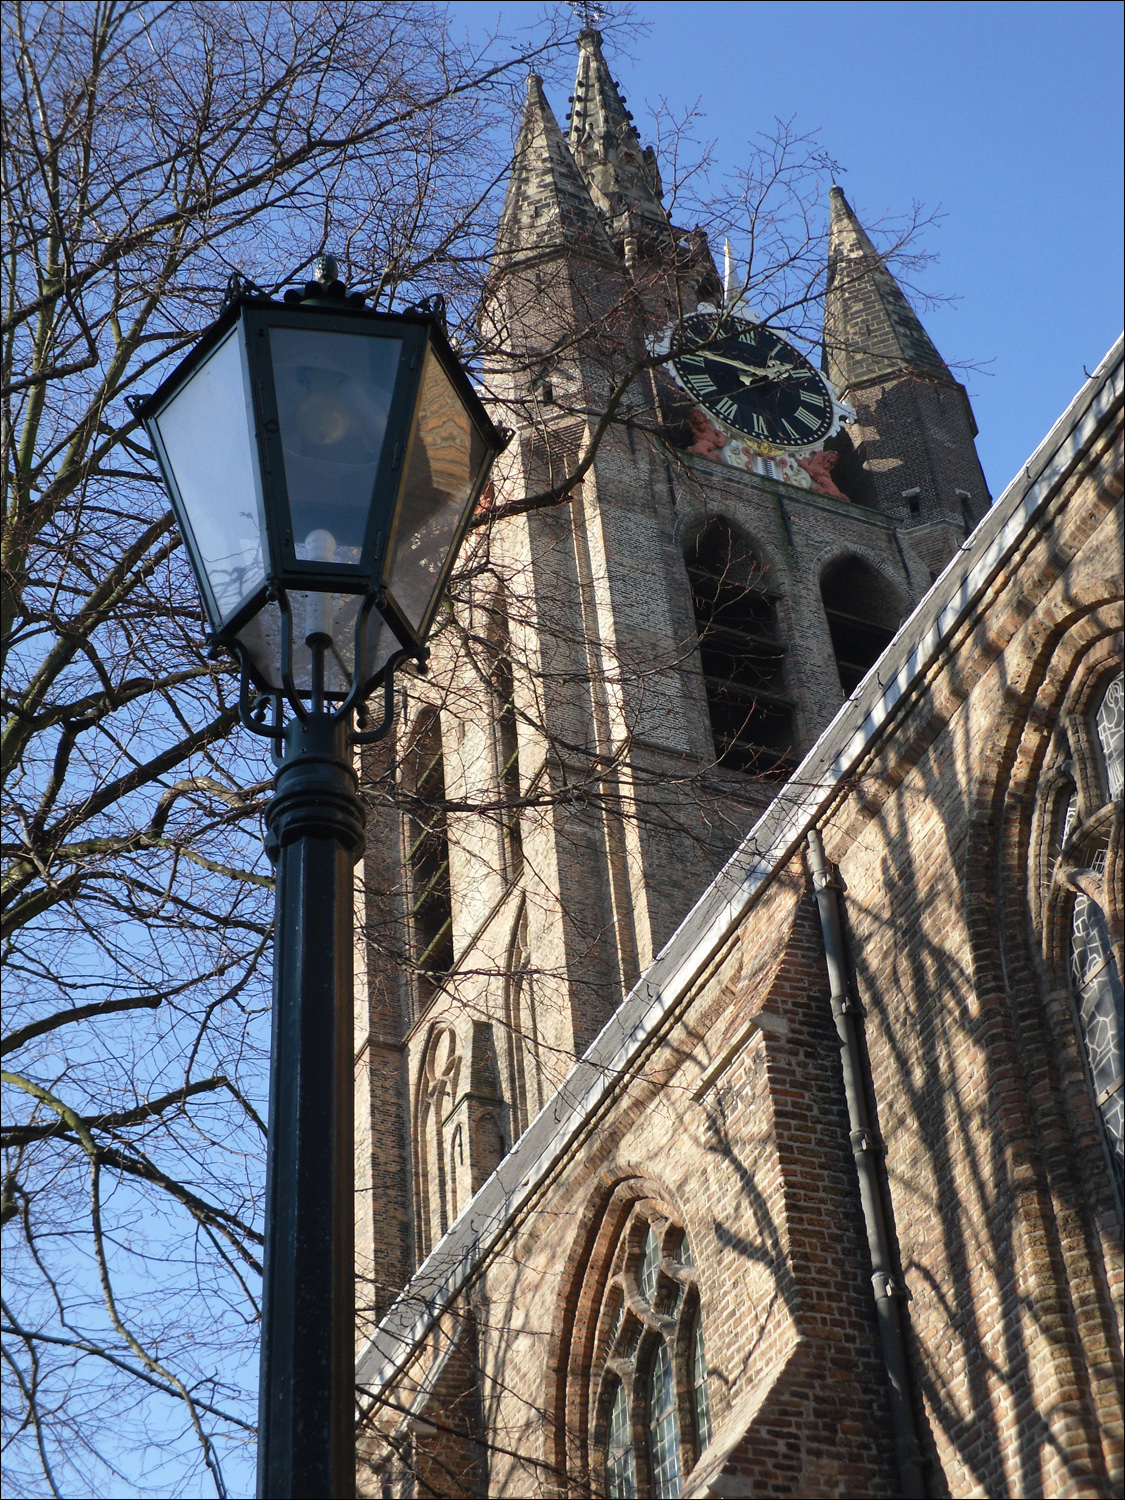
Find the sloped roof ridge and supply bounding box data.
[357,333,1125,1398]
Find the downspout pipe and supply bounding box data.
[806,827,926,1499]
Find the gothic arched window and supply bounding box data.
[483,592,524,881]
[402,708,453,1008]
[687,517,794,772]
[586,1204,712,1499]
[1038,669,1124,1182]
[820,554,906,695]
[502,899,543,1144]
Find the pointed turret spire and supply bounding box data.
[567,28,668,246]
[495,72,614,260]
[823,185,950,392]
[820,185,990,545]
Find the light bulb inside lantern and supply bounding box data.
[304,528,337,563]
[295,384,350,446]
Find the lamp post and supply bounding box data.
[132,257,506,1500]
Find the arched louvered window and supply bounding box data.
[403,708,453,1007]
[820,555,906,695]
[687,517,794,772]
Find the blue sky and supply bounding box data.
[449,0,1124,498]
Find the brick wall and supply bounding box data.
[843,372,991,539]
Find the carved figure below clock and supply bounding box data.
[669,311,847,452]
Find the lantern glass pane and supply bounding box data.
[152,328,265,623]
[269,327,402,562]
[387,350,488,631]
[235,593,399,698]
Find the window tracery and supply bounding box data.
[415,1025,461,1255]
[585,1203,712,1500]
[1037,668,1124,1180]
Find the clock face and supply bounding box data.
[671,313,835,451]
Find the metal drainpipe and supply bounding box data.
[806,827,926,1499]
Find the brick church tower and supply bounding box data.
[355,30,1122,1500]
[353,25,998,1340]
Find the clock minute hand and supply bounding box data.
[680,350,801,384]
[679,350,755,373]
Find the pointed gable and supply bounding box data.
[495,72,614,261]
[824,185,951,392]
[567,27,668,243]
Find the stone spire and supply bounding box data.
[823,185,950,393]
[567,28,668,247]
[820,185,990,552]
[495,72,615,260]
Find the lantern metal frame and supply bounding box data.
[134,277,505,737]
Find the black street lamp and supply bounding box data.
[132,257,506,1500]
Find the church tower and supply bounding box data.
[354,31,997,1328]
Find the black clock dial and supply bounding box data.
[671,313,834,450]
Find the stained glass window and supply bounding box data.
[590,1209,710,1496]
[640,1225,661,1305]
[647,1340,682,1499]
[605,1383,636,1500]
[692,1311,712,1450]
[1095,673,1123,800]
[1070,884,1124,1168]
[1056,671,1125,1176]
